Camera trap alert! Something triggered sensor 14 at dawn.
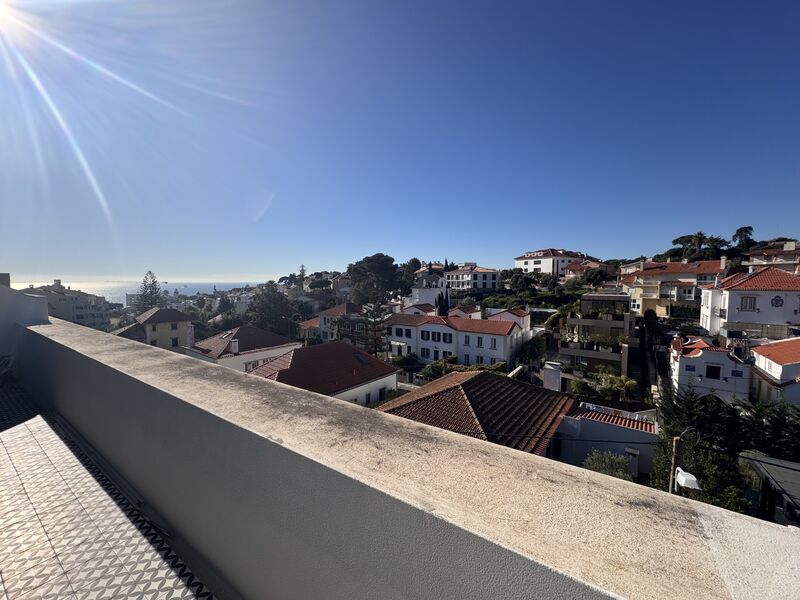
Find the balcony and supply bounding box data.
[1,286,798,599]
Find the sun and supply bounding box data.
[0,2,15,31]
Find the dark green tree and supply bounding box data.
[361,303,390,356]
[732,226,755,250]
[134,271,162,312]
[582,450,633,481]
[348,253,399,304]
[580,268,611,287]
[217,295,233,314]
[246,284,297,335]
[398,258,422,295]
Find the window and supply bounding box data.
[731,370,743,378]
[533,259,541,265]
[473,275,478,280]
[396,346,402,356]
[420,348,430,359]
[476,355,484,364]
[395,328,403,336]
[705,365,721,380]
[171,338,179,348]
[366,392,371,404]
[171,323,178,331]
[379,387,387,401]
[150,340,157,346]
[433,350,439,360]
[421,330,430,341]
[432,331,441,342]
[464,354,470,364]
[482,274,487,279]
[442,333,452,344]
[405,328,411,338]
[685,364,696,372]
[406,346,412,356]
[524,261,528,265]
[741,296,756,312]
[464,335,470,345]
[477,336,483,348]
[490,338,497,350]
[387,327,393,336]
[490,357,496,365]
[442,351,451,359]
[151,324,157,332]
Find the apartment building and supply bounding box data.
[669,337,751,404]
[385,314,526,367]
[743,239,800,274]
[558,293,636,380]
[444,263,498,291]
[318,302,364,343]
[409,273,448,306]
[112,307,192,351]
[700,267,800,344]
[750,337,800,405]
[514,249,594,278]
[621,258,731,316]
[28,279,111,330]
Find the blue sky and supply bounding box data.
[1,0,799,281]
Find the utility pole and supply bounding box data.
[668,435,680,494]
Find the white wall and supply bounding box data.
[670,349,751,403]
[724,290,800,326]
[185,342,303,372]
[333,372,398,406]
[0,284,48,355]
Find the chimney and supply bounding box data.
[230,338,239,354]
[681,258,689,264]
[666,257,671,263]
[0,273,9,288]
[720,255,727,270]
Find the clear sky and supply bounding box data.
[1,0,798,282]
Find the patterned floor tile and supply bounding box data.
[3,556,67,598]
[0,538,56,581]
[14,575,75,600]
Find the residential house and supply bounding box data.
[112,307,192,351]
[564,259,617,281]
[514,249,594,278]
[409,273,448,306]
[668,337,751,404]
[449,306,481,319]
[184,324,301,372]
[401,303,437,316]
[444,263,498,291]
[318,302,364,343]
[414,261,445,275]
[297,316,321,341]
[750,337,800,406]
[486,307,531,331]
[622,258,732,316]
[249,341,398,406]
[555,402,658,479]
[378,371,575,457]
[742,451,800,527]
[28,280,111,331]
[558,293,637,384]
[700,267,800,344]
[331,273,352,300]
[743,239,800,275]
[385,314,526,367]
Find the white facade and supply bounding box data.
[185,342,302,372]
[751,338,800,406]
[514,250,586,278]
[387,317,525,367]
[444,265,498,291]
[486,308,531,330]
[669,338,751,404]
[701,288,800,337]
[332,372,398,406]
[409,275,447,306]
[449,307,481,319]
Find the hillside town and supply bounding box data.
[8,228,800,525]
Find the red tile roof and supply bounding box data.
[568,407,655,433]
[752,338,800,366]
[386,313,519,335]
[135,307,191,325]
[403,303,436,313]
[378,371,575,455]
[515,249,594,261]
[717,267,800,291]
[449,306,481,314]
[630,261,726,278]
[249,341,398,396]
[489,308,528,318]
[318,302,362,317]
[190,325,294,359]
[298,317,320,330]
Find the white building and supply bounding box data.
[486,307,531,331]
[444,264,498,291]
[668,337,751,404]
[249,341,398,406]
[449,306,481,319]
[318,302,363,343]
[409,274,448,306]
[28,280,111,331]
[112,307,192,351]
[386,314,526,368]
[751,337,800,406]
[514,249,594,278]
[185,325,301,372]
[401,303,437,316]
[700,267,800,344]
[742,239,800,274]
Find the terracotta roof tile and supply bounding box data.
[718,267,800,291]
[568,407,655,433]
[135,307,191,325]
[386,314,519,335]
[190,325,294,359]
[318,302,362,317]
[752,338,800,366]
[378,371,575,455]
[250,341,398,396]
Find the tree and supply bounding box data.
[309,279,331,290]
[457,296,477,308]
[217,295,233,314]
[298,265,307,282]
[434,288,450,316]
[582,450,633,481]
[134,271,162,312]
[672,234,695,257]
[348,253,399,304]
[444,259,458,272]
[246,284,297,335]
[539,273,558,292]
[704,236,729,258]
[196,297,206,310]
[580,268,611,287]
[691,231,707,256]
[732,226,755,250]
[398,258,422,295]
[361,303,390,356]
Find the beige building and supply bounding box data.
[112,307,192,351]
[28,279,111,331]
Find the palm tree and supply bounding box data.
[691,231,707,256]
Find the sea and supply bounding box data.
[12,281,260,307]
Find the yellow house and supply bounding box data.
[113,307,192,351]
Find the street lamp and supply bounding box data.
[668,427,702,495]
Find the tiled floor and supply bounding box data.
[0,383,216,600]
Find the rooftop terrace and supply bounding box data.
[1,282,799,599]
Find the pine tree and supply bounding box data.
[135,271,162,312]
